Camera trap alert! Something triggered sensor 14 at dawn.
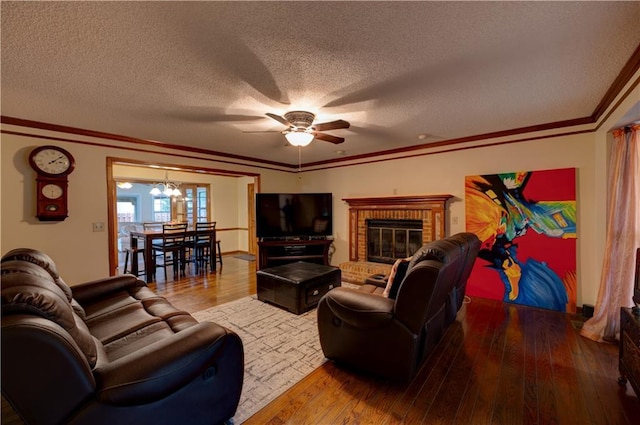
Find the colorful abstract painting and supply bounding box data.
[465,168,577,313]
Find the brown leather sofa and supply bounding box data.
[1,248,244,425]
[317,233,480,382]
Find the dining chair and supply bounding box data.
[143,221,164,254]
[123,248,145,276]
[190,221,217,273]
[151,222,188,280]
[121,224,145,277]
[216,240,223,266]
[142,222,164,230]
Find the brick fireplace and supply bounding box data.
[339,195,452,283]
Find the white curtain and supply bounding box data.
[581,124,640,343]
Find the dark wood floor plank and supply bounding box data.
[319,372,384,425]
[243,362,340,424]
[393,321,467,424]
[578,330,636,425]
[343,374,403,425]
[532,307,560,424]
[521,303,541,425]
[459,299,512,423]
[384,302,475,424]
[453,298,506,424]
[419,300,489,425]
[565,317,611,425]
[491,304,527,425]
[286,367,367,425]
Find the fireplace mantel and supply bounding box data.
[341,194,453,273]
[342,194,453,210]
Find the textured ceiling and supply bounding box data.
[2,1,640,166]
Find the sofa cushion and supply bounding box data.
[1,272,98,367]
[383,258,411,299]
[1,259,87,318]
[2,248,74,302]
[358,284,385,296]
[103,322,175,361]
[85,302,164,344]
[79,283,198,361]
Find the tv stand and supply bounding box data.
[257,239,332,270]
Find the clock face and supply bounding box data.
[42,184,63,199]
[30,146,75,176]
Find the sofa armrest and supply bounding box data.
[320,287,394,329]
[71,275,145,304]
[2,315,97,425]
[93,321,240,405]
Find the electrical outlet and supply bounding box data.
[452,216,459,225]
[92,222,105,232]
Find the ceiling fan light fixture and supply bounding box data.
[285,130,314,147]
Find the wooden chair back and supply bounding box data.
[161,222,188,246]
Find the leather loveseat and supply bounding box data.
[317,233,480,382]
[1,248,244,425]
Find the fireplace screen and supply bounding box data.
[367,219,423,264]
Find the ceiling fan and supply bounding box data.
[249,111,350,146]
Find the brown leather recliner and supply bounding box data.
[317,233,480,382]
[1,248,244,425]
[446,232,481,321]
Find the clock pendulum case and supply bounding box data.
[28,145,76,221]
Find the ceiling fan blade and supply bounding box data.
[242,130,283,133]
[163,107,265,123]
[265,113,291,127]
[313,132,345,144]
[313,119,350,131]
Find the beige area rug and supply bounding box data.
[191,296,326,424]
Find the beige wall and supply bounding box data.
[0,134,296,284]
[298,132,600,306]
[295,75,639,308]
[0,127,620,306]
[1,73,637,305]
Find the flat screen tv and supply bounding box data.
[256,193,333,240]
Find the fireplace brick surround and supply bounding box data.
[339,195,452,283]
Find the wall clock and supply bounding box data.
[28,145,76,221]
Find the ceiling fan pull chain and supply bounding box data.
[298,146,302,173]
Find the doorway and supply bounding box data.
[107,157,260,276]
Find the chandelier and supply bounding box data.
[149,172,182,197]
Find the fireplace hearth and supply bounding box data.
[367,219,422,264]
[339,194,452,283]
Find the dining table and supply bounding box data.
[130,227,217,282]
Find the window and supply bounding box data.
[153,198,171,222]
[196,187,208,222]
[116,196,140,222]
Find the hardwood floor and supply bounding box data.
[247,298,639,425]
[147,254,258,312]
[3,255,639,424]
